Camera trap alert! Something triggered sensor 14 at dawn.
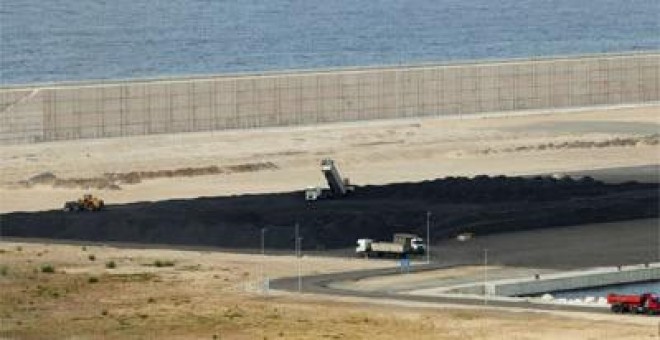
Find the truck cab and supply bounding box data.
[410,237,425,254]
[356,238,373,254]
[608,293,660,315]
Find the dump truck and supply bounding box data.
[63,194,104,212]
[356,233,425,258]
[607,293,660,315]
[305,159,355,201]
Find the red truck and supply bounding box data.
[607,293,660,315]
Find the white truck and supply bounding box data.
[305,159,355,201]
[356,233,425,258]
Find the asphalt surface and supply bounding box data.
[428,218,660,270]
[269,263,613,314]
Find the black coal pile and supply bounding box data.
[1,175,658,250]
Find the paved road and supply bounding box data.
[269,262,613,314]
[271,218,660,314]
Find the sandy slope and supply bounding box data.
[1,104,659,213]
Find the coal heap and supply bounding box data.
[1,175,658,250]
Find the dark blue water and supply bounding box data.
[1,0,658,85]
[553,281,660,299]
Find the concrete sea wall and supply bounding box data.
[488,264,660,297]
[1,52,658,144]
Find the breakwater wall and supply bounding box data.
[1,52,658,144]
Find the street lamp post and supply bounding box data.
[260,227,268,294]
[484,248,488,305]
[295,223,302,293]
[261,228,267,256]
[297,236,303,293]
[426,211,431,264]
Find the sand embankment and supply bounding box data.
[1,105,658,213]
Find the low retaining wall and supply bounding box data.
[488,264,660,296]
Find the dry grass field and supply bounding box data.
[1,241,657,339]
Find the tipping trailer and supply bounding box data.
[321,159,353,197]
[356,233,425,258]
[607,293,660,315]
[305,159,354,201]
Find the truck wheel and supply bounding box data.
[611,304,622,313]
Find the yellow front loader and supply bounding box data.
[63,194,104,212]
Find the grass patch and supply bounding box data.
[0,265,8,276]
[223,305,244,319]
[178,264,201,271]
[40,264,55,273]
[451,310,480,320]
[107,273,156,283]
[88,254,96,261]
[344,313,372,324]
[35,284,61,298]
[154,260,175,267]
[105,261,116,269]
[88,276,99,283]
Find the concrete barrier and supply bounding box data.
[488,264,660,296]
[1,52,658,144]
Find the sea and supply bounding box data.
[1,0,659,85]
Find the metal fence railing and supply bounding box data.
[1,52,658,144]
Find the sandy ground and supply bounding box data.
[1,241,657,339]
[1,104,659,213]
[1,105,659,338]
